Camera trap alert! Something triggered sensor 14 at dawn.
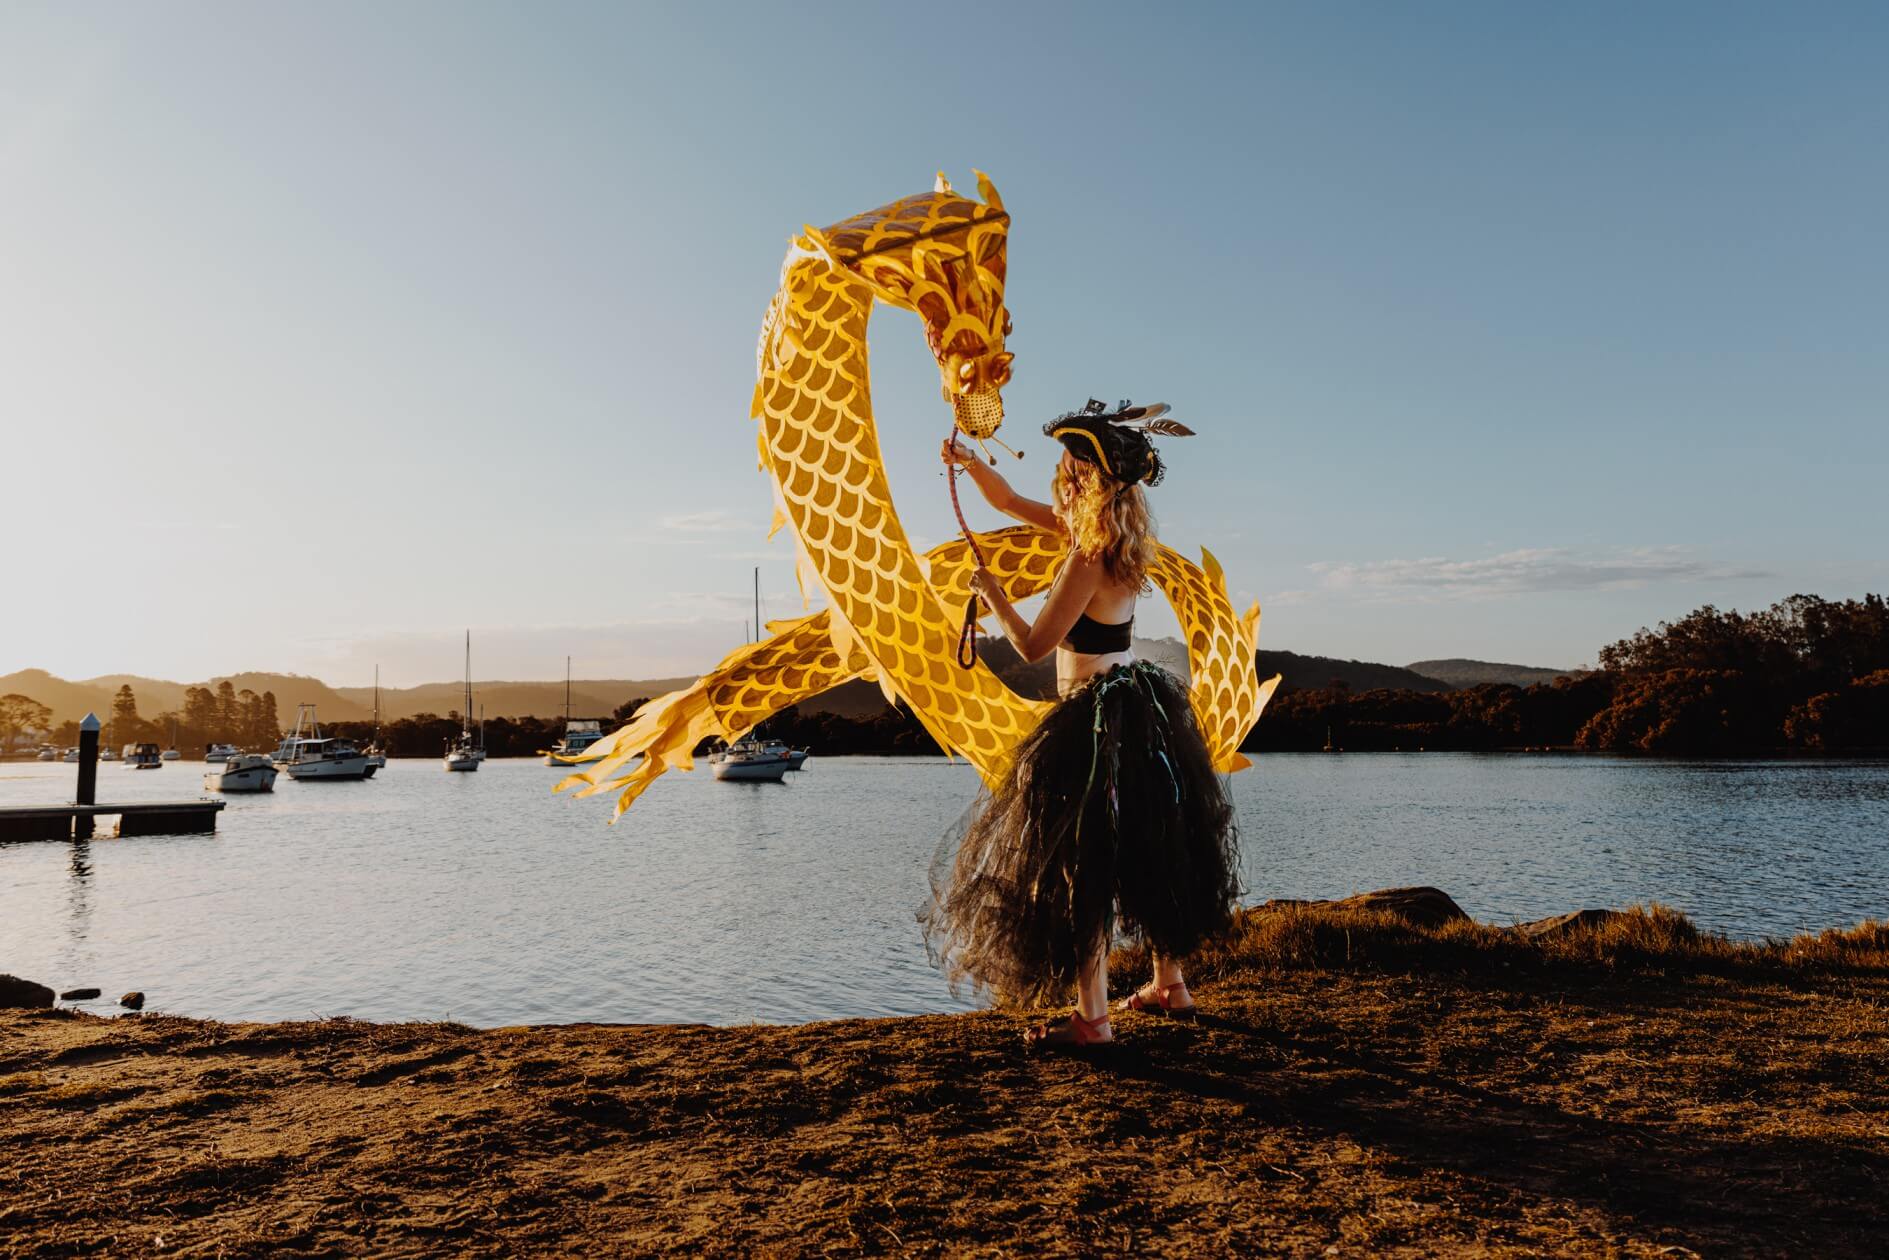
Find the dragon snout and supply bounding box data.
[943,351,1013,440]
[951,387,1005,440]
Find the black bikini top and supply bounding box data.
[1062,611,1135,654]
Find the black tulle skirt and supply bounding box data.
[919,661,1241,1006]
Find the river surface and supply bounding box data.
[2,755,1885,1026]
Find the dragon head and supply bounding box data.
[807,172,1013,440]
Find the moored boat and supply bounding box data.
[205,743,240,764]
[541,658,607,765]
[204,753,277,792]
[443,632,481,772]
[364,665,388,773]
[543,718,605,765]
[123,742,163,769]
[275,705,371,781]
[710,736,793,783]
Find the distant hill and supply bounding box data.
[5,642,1527,731]
[0,670,374,726]
[0,671,121,726]
[331,678,700,722]
[1405,659,1578,688]
[1255,651,1452,694]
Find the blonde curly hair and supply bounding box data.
[1053,456,1156,592]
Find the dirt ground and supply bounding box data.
[3,905,1886,1257]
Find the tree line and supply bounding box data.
[1251,594,1889,755]
[1,682,284,755]
[6,594,1884,760]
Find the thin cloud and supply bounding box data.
[659,510,758,534]
[1307,546,1771,602]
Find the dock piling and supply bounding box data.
[75,714,99,839]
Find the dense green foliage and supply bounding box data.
[1251,594,1889,755]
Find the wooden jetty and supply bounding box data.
[0,801,225,842]
[0,713,226,842]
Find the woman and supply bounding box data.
[922,398,1241,1048]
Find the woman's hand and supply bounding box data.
[967,565,1002,606]
[939,436,976,469]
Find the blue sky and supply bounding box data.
[3,2,1883,685]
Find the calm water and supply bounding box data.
[2,755,1885,1027]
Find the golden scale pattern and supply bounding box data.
[561,175,1278,817]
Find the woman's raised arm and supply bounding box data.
[941,438,1060,531]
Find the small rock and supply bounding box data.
[120,991,145,1010]
[60,987,102,1002]
[0,975,55,1009]
[1513,909,1627,939]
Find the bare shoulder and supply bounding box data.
[1058,548,1106,585]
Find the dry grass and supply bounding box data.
[2,903,1886,1256]
[1112,902,1889,987]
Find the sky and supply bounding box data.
[2,2,1884,687]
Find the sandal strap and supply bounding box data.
[1031,1009,1112,1045]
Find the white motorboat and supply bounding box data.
[123,742,163,769]
[710,736,793,782]
[35,745,56,762]
[204,753,277,793]
[205,743,240,763]
[100,746,117,762]
[61,747,80,763]
[444,632,481,771]
[275,704,371,780]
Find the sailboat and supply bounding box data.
[540,657,605,766]
[443,631,480,772]
[364,666,388,772]
[161,717,181,760]
[712,568,804,783]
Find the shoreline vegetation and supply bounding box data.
[4,595,1888,761]
[3,895,1884,1255]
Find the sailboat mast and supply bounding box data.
[753,566,760,644]
[463,630,472,739]
[564,656,572,729]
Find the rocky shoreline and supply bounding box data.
[3,894,1885,1256]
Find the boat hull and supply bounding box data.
[711,758,791,783]
[205,767,276,792]
[279,757,372,781]
[443,755,478,772]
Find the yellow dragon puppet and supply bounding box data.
[559,173,1279,817]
